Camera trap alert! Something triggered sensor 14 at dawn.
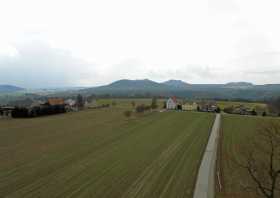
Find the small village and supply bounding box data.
[0,94,268,119]
[0,95,107,118]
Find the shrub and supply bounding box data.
[251,109,257,116]
[131,101,136,107]
[136,104,146,113]
[177,104,182,110]
[11,107,29,118]
[144,105,151,111]
[123,110,132,118]
[215,107,221,113]
[224,106,234,114]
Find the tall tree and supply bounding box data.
[151,97,158,109]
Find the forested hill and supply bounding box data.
[80,79,280,101]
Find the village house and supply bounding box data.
[182,102,198,111]
[198,101,218,112]
[47,98,65,106]
[166,97,177,110]
[65,99,76,107]
[65,99,77,111]
[232,105,252,115]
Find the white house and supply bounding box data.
[166,97,177,110]
[65,99,77,111]
[65,99,76,107]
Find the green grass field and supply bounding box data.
[217,101,267,111]
[0,107,214,198]
[95,98,166,109]
[217,114,279,198]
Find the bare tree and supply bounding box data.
[237,121,280,198]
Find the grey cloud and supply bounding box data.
[208,0,239,15]
[248,69,280,75]
[0,41,97,88]
[230,51,280,68]
[146,64,217,83]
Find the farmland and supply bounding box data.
[0,105,214,198]
[217,114,280,198]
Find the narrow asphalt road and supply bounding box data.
[193,113,221,198]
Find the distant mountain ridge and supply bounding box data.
[224,82,254,89]
[2,79,279,102]
[0,85,24,93]
[107,79,164,89]
[81,79,280,100]
[162,80,190,88]
[225,82,254,86]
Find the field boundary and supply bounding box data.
[216,116,225,194]
[193,114,221,198]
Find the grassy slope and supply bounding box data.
[0,108,214,198]
[217,114,279,198]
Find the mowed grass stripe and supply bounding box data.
[0,110,161,196]
[0,110,214,198]
[122,115,211,198]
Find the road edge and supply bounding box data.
[193,113,221,198]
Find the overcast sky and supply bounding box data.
[1,0,280,88]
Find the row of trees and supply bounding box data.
[124,97,158,117]
[11,105,66,118]
[135,97,158,113]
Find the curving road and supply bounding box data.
[193,114,221,198]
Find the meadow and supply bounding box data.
[0,102,214,198]
[217,101,267,112]
[217,114,280,198]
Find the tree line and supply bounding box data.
[11,105,66,118]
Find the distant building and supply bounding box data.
[65,99,77,111]
[65,99,76,107]
[182,102,198,111]
[198,101,218,112]
[30,100,45,108]
[47,98,65,106]
[232,105,252,115]
[166,97,177,110]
